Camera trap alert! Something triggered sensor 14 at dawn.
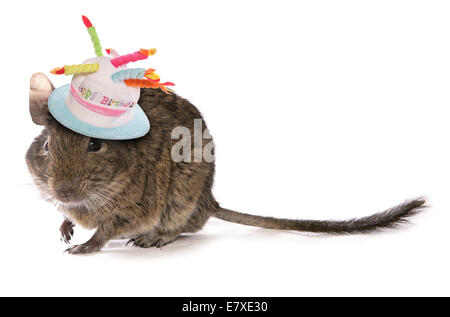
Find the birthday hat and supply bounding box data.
[48,16,174,140]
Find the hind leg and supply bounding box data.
[126,209,204,249]
[128,190,216,249]
[127,207,209,249]
[127,210,210,249]
[128,229,181,248]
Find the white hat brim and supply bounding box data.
[48,84,150,140]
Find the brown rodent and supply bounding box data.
[26,72,426,254]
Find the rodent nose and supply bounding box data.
[56,188,76,202]
[54,180,78,202]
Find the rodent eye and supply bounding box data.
[43,140,49,154]
[87,138,102,152]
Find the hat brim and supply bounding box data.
[48,84,150,140]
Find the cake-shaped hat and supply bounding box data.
[48,16,174,140]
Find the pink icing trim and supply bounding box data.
[70,86,127,117]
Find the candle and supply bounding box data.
[50,63,100,76]
[144,68,160,81]
[111,68,147,83]
[124,79,160,88]
[110,48,157,68]
[82,15,103,57]
[124,79,175,94]
[105,48,120,57]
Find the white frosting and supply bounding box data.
[64,56,140,128]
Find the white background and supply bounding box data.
[0,0,449,296]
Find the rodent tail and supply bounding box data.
[213,198,426,234]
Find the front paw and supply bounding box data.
[65,243,100,255]
[60,220,74,244]
[60,228,74,244]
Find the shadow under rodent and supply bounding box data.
[26,73,426,254]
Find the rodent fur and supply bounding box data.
[26,73,426,254]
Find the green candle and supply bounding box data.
[82,15,103,57]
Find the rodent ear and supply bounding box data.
[29,73,55,125]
